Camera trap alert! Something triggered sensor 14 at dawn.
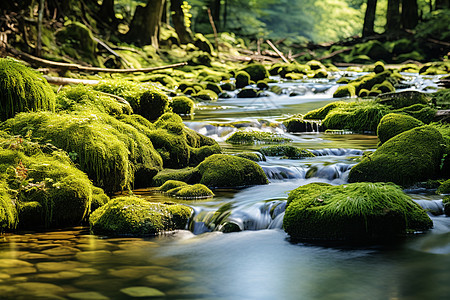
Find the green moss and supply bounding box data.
[284,182,432,242]
[377,113,424,144]
[373,61,385,74]
[322,100,390,132]
[205,82,223,95]
[152,168,200,186]
[283,115,321,132]
[183,87,196,95]
[3,111,162,193]
[138,89,170,121]
[431,89,450,109]
[259,145,314,159]
[351,40,390,61]
[158,180,188,192]
[304,102,346,120]
[189,143,222,167]
[349,126,444,186]
[145,74,178,88]
[91,186,110,212]
[437,180,450,195]
[443,196,450,216]
[197,154,268,188]
[376,91,429,109]
[392,104,437,124]
[237,88,258,98]
[307,60,326,71]
[194,90,218,101]
[55,21,99,66]
[359,89,370,97]
[170,96,195,115]
[372,81,395,94]
[194,33,214,53]
[172,184,214,199]
[0,58,55,122]
[235,71,251,89]
[336,77,351,84]
[241,64,269,82]
[0,179,18,232]
[226,131,291,144]
[333,84,356,98]
[313,70,328,78]
[56,85,132,116]
[89,196,192,236]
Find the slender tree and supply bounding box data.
[385,0,401,34]
[170,0,194,44]
[362,0,378,37]
[125,0,166,47]
[401,0,419,30]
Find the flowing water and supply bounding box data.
[1,73,449,299]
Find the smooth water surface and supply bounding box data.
[1,73,448,299]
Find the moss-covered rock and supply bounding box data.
[373,61,385,74]
[437,179,450,195]
[197,154,268,188]
[205,82,223,95]
[0,179,18,232]
[158,180,188,192]
[283,115,321,132]
[168,184,214,199]
[235,71,251,89]
[372,81,395,94]
[443,196,450,216]
[304,102,346,120]
[194,90,218,101]
[138,89,170,121]
[333,84,356,98]
[194,33,214,54]
[241,64,269,82]
[145,74,178,88]
[377,113,424,144]
[89,196,192,236]
[237,88,258,98]
[221,82,236,91]
[392,104,436,124]
[257,80,270,90]
[349,126,445,186]
[376,91,429,109]
[91,186,110,212]
[0,58,55,122]
[283,182,433,242]
[170,96,195,115]
[259,145,314,159]
[226,131,291,144]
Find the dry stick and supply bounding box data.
[4,43,188,73]
[93,37,132,68]
[207,8,219,51]
[266,40,289,63]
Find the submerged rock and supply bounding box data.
[89,196,192,236]
[259,145,315,159]
[226,131,291,144]
[283,182,433,242]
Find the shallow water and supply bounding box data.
[1,73,448,299]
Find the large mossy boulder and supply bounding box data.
[241,64,269,82]
[283,182,433,242]
[377,113,424,144]
[349,126,445,186]
[0,58,55,122]
[89,196,192,236]
[197,154,269,188]
[158,181,214,199]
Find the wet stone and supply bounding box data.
[19,253,50,260]
[73,267,100,275]
[15,282,65,294]
[37,271,83,280]
[120,286,165,298]
[167,286,213,297]
[109,266,173,279]
[36,261,87,272]
[75,250,112,262]
[0,258,33,268]
[67,291,110,300]
[34,234,77,240]
[144,274,176,286]
[42,246,81,256]
[3,266,37,275]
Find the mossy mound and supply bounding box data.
[350,40,390,61]
[226,131,291,144]
[373,61,385,74]
[205,82,222,95]
[2,111,163,193]
[349,126,444,186]
[283,182,432,242]
[91,186,110,212]
[333,84,356,98]
[56,85,132,116]
[170,96,195,115]
[432,89,450,110]
[145,74,178,88]
[138,89,170,121]
[304,102,346,120]
[235,71,251,89]
[259,145,315,159]
[197,154,268,188]
[283,115,321,132]
[194,90,218,101]
[241,64,269,82]
[392,104,436,124]
[159,181,214,199]
[377,113,424,144]
[322,100,390,132]
[55,21,99,66]
[89,196,192,236]
[158,180,188,192]
[437,180,450,195]
[376,91,429,109]
[0,58,55,122]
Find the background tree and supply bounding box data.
[363,0,378,36]
[385,0,401,34]
[171,0,194,43]
[401,0,419,29]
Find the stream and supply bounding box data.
[0,72,449,299]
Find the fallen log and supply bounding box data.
[266,40,290,63]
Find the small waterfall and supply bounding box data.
[309,148,363,156]
[262,166,307,180]
[413,199,444,215]
[262,163,354,182]
[188,200,287,235]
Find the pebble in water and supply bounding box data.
[120,286,165,298]
[67,291,110,300]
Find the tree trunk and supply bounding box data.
[99,0,116,23]
[386,0,401,34]
[362,0,377,37]
[401,0,419,30]
[170,0,194,44]
[435,0,450,9]
[125,0,166,47]
[209,0,221,30]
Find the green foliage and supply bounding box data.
[349,126,445,186]
[226,131,292,144]
[377,113,424,144]
[392,104,437,124]
[56,84,132,116]
[0,58,55,122]
[283,182,433,241]
[89,196,192,236]
[259,145,315,159]
[170,96,195,115]
[415,9,450,42]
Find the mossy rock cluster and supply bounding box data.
[226,131,291,144]
[283,115,322,132]
[153,154,269,189]
[377,113,424,145]
[283,182,433,242]
[158,180,214,199]
[0,133,108,231]
[349,125,445,186]
[259,145,315,159]
[0,58,55,122]
[89,196,192,236]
